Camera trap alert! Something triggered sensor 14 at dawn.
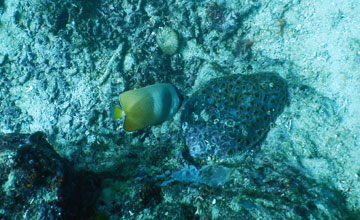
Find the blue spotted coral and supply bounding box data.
[181,72,288,160]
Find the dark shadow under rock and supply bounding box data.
[0,132,100,220]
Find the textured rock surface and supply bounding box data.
[182,72,288,160]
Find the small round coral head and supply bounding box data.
[116,83,182,131]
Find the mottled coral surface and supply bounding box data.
[182,72,288,160]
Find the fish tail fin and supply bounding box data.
[113,105,124,120]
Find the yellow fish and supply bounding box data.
[114,83,182,131]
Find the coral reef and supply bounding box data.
[181,72,288,160]
[1,0,360,219]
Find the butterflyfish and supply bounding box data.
[114,83,183,131]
